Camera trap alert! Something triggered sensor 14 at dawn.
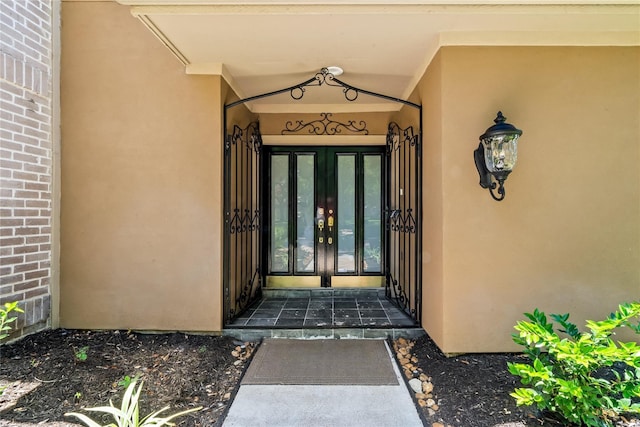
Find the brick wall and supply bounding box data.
[1,0,54,340]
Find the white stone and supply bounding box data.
[408,378,422,394]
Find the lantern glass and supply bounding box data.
[482,133,519,173]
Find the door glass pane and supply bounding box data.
[271,155,289,272]
[337,155,355,273]
[363,155,382,273]
[296,154,315,272]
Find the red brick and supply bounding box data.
[13,208,39,216]
[25,269,47,280]
[15,226,39,235]
[1,255,24,264]
[26,235,48,244]
[13,244,38,254]
[0,198,24,207]
[0,159,24,170]
[13,171,39,181]
[0,140,21,152]
[13,153,39,164]
[0,236,24,246]
[14,190,40,199]
[25,218,47,226]
[14,133,39,146]
[25,252,47,262]
[0,293,25,305]
[25,287,47,299]
[25,182,48,191]
[0,273,23,285]
[0,218,23,227]
[26,200,49,208]
[14,262,38,273]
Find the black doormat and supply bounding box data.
[241,339,398,385]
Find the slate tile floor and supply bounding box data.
[228,291,417,328]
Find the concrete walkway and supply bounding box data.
[222,339,425,427]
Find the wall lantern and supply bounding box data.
[474,111,523,201]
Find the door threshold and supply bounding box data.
[223,327,425,341]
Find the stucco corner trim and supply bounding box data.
[134,13,190,66]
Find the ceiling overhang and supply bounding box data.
[116,1,640,113]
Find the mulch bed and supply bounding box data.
[0,329,638,427]
[0,329,253,427]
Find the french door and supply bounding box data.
[265,146,385,288]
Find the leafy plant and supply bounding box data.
[118,375,133,389]
[508,302,640,427]
[74,346,89,362]
[66,377,201,427]
[0,301,24,341]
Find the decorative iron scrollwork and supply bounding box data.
[225,68,421,110]
[224,120,263,322]
[386,122,419,152]
[385,121,421,322]
[281,112,368,136]
[227,122,262,152]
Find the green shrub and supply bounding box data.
[0,301,24,341]
[508,302,640,427]
[66,377,201,427]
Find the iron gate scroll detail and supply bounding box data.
[385,122,422,322]
[224,122,263,321]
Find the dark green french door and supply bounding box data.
[265,146,385,288]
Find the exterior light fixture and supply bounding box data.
[474,111,523,201]
[325,66,343,76]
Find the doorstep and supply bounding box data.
[223,288,425,341]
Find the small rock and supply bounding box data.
[431,423,443,427]
[231,350,240,357]
[415,392,427,399]
[422,381,434,394]
[418,399,428,407]
[223,392,231,400]
[411,356,418,363]
[408,378,423,394]
[431,404,439,411]
[399,347,408,355]
[428,408,436,416]
[419,373,428,382]
[397,337,408,347]
[403,370,413,380]
[426,398,436,407]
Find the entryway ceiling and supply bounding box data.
[117,1,639,113]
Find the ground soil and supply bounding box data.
[0,329,638,427]
[0,330,252,427]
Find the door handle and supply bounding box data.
[327,209,334,244]
[317,207,325,243]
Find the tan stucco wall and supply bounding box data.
[61,1,226,331]
[420,46,640,353]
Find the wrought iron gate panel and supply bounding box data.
[385,122,422,322]
[224,122,262,322]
